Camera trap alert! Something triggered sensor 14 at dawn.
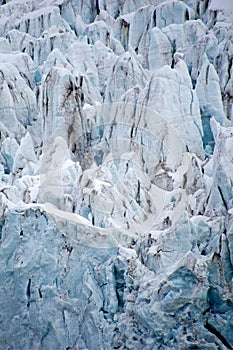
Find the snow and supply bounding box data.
[211,0,233,9]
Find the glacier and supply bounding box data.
[0,0,233,349]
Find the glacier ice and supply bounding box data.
[0,0,233,349]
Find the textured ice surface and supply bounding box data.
[0,0,233,349]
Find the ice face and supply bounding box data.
[0,0,233,349]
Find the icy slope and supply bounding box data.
[0,0,233,349]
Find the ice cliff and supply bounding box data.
[0,0,233,349]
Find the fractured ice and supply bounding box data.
[0,0,233,349]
